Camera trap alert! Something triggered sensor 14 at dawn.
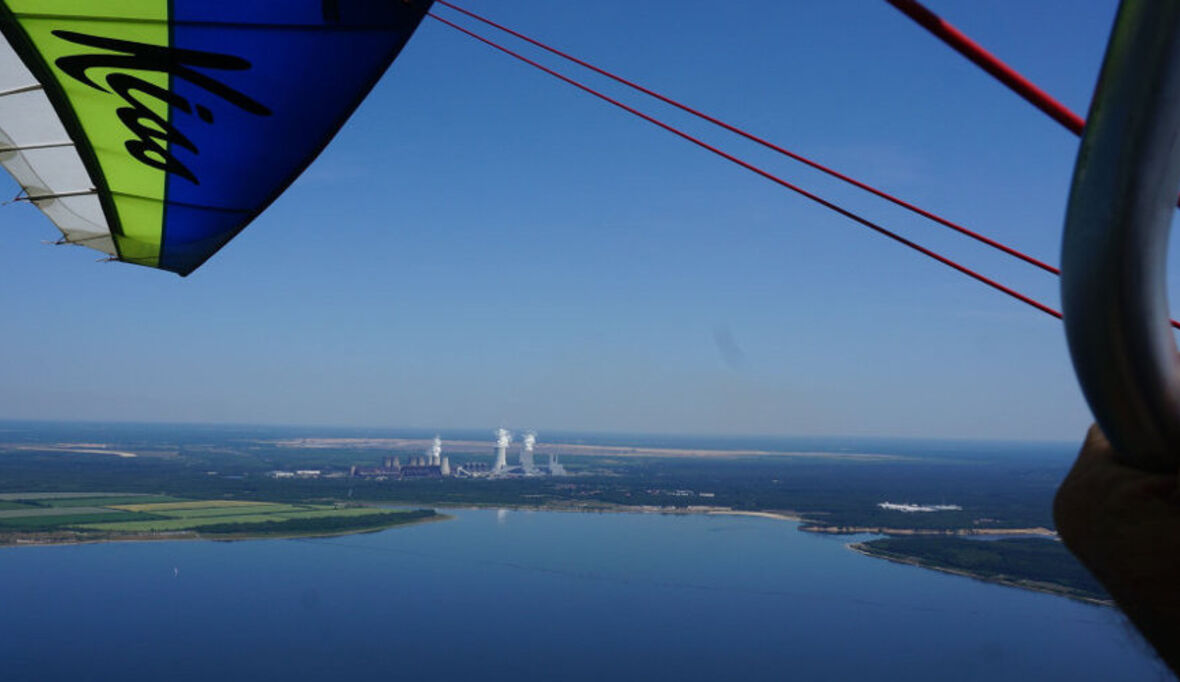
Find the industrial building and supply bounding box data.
[482,429,565,478]
[351,436,451,479]
[347,431,567,481]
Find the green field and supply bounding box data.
[77,516,286,532]
[0,511,165,530]
[0,506,121,518]
[38,495,181,508]
[196,511,436,535]
[78,505,412,532]
[0,494,434,539]
[147,503,301,519]
[0,492,134,500]
[0,493,179,511]
[259,507,409,521]
[111,500,267,512]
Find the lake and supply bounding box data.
[0,509,1167,681]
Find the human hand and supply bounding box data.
[1055,424,1180,674]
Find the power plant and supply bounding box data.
[348,430,566,481]
[350,434,451,479]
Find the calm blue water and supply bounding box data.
[0,509,1167,681]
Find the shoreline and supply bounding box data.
[847,541,1111,607]
[363,499,811,522]
[706,509,805,522]
[800,524,1057,538]
[363,500,1051,538]
[1,498,1091,611]
[0,511,448,548]
[394,502,1088,606]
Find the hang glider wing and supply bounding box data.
[0,0,432,275]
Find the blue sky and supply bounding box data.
[0,0,1144,440]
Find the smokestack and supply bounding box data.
[520,431,538,474]
[493,428,511,473]
[430,435,442,466]
[548,452,566,476]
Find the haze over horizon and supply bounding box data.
[0,418,1083,446]
[0,1,1142,441]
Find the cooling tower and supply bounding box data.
[520,431,538,474]
[493,428,511,473]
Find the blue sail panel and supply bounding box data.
[159,0,432,274]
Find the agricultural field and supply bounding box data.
[27,495,186,508]
[0,493,437,542]
[110,500,266,513]
[111,503,298,518]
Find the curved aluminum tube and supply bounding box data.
[1062,1,1180,471]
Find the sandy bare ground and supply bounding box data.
[707,510,806,522]
[3,444,139,458]
[267,437,904,461]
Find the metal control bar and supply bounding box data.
[1062,1,1180,471]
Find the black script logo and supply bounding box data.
[322,0,341,23]
[53,31,272,185]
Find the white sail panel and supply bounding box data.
[0,29,113,255]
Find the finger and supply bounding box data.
[1070,424,1179,501]
[1070,423,1118,472]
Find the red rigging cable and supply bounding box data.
[427,12,1063,321]
[885,0,1086,135]
[434,0,1060,277]
[430,4,1180,331]
[889,1,1180,209]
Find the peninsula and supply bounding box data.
[0,493,440,546]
